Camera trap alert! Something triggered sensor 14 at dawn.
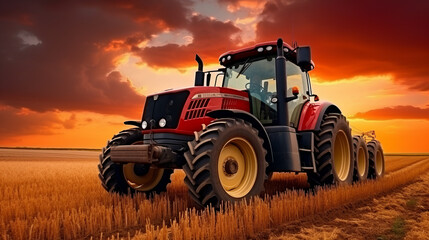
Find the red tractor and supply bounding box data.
[98,38,385,207]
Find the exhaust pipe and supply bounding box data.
[194,54,204,86]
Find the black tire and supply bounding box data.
[98,128,173,195]
[352,135,369,182]
[307,113,354,186]
[183,118,267,208]
[367,140,385,179]
[267,172,274,181]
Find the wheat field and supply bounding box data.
[0,149,428,240]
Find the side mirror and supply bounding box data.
[296,46,312,71]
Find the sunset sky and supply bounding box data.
[0,0,428,152]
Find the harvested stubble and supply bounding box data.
[0,151,426,240]
[134,157,429,240]
[264,173,309,195]
[384,156,428,173]
[0,159,189,240]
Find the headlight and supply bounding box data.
[159,118,167,128]
[141,121,147,129]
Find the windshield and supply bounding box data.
[223,56,275,91]
[222,56,309,126]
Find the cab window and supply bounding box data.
[223,56,309,127]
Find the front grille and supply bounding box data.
[221,98,240,109]
[184,98,210,120]
[142,91,189,129]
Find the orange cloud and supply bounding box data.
[0,108,129,148]
[104,40,126,52]
[0,106,64,137]
[352,106,429,121]
[218,0,268,12]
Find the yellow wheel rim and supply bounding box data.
[123,163,164,191]
[218,137,258,198]
[122,141,164,191]
[333,130,351,181]
[376,150,383,176]
[357,147,366,177]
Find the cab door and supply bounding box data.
[285,61,309,128]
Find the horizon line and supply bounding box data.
[1,146,428,156]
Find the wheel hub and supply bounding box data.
[133,164,150,176]
[224,158,239,175]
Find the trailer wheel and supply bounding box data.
[307,113,354,186]
[367,140,385,179]
[98,128,173,195]
[183,118,267,207]
[352,135,369,182]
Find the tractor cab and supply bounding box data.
[198,41,313,128]
[220,51,311,128]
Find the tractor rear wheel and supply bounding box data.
[183,118,267,208]
[352,135,369,182]
[307,113,354,186]
[367,140,385,179]
[98,128,173,195]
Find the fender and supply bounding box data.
[206,109,274,165]
[298,101,341,131]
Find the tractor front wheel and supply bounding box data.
[307,113,354,186]
[98,128,173,195]
[183,118,267,208]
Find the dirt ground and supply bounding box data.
[260,161,429,240]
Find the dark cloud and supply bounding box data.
[352,105,429,121]
[218,0,236,3]
[217,0,241,6]
[0,106,62,138]
[135,15,241,69]
[0,0,192,118]
[255,0,429,91]
[102,0,191,29]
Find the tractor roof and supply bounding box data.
[219,41,295,66]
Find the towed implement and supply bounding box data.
[98,38,385,207]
